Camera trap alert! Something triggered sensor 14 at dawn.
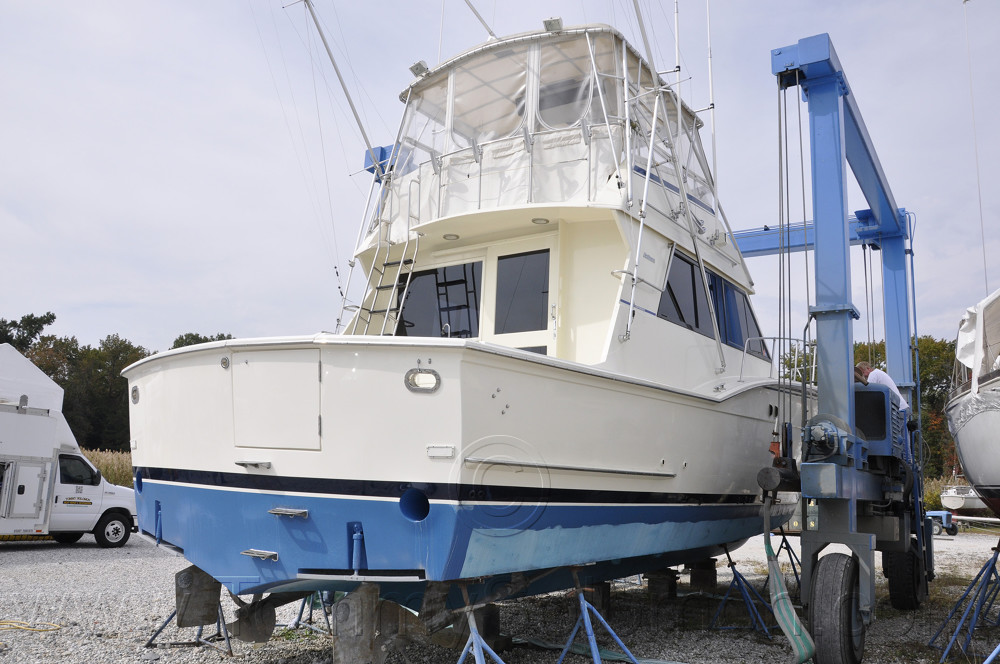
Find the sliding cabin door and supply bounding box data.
[483,236,558,356]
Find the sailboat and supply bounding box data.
[946,289,1000,517]
[123,20,807,611]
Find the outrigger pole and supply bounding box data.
[301,0,386,182]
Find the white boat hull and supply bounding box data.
[945,383,1000,516]
[125,336,795,599]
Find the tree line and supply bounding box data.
[1,312,229,452]
[2,312,961,479]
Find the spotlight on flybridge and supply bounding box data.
[543,17,563,32]
[409,60,429,77]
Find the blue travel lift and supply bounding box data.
[742,34,933,664]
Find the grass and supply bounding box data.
[82,449,133,488]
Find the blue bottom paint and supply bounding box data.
[137,481,792,599]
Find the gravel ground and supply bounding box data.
[2,529,1000,664]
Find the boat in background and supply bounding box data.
[940,484,986,512]
[123,21,809,625]
[946,288,1000,517]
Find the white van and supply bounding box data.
[0,343,136,547]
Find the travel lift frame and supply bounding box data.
[740,34,933,664]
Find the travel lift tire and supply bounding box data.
[809,553,865,664]
[94,512,131,548]
[883,537,923,611]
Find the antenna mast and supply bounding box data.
[964,0,991,295]
[706,0,718,189]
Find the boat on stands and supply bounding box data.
[123,21,808,611]
[946,288,1000,517]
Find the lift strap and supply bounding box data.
[763,497,815,663]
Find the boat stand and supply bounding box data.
[282,592,333,635]
[555,572,640,664]
[928,539,1000,662]
[145,604,234,656]
[454,583,507,664]
[456,608,507,664]
[710,547,773,637]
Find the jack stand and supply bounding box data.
[283,592,333,635]
[710,547,773,637]
[762,527,802,598]
[928,540,1000,662]
[556,573,640,664]
[145,603,234,656]
[456,608,507,664]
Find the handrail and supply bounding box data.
[737,335,817,384]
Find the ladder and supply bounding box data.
[350,233,420,336]
[348,183,422,335]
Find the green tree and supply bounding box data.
[0,312,56,353]
[27,334,82,385]
[171,332,233,349]
[87,334,151,451]
[27,333,150,451]
[914,335,958,477]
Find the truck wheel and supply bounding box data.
[932,520,943,536]
[94,513,131,548]
[883,538,922,610]
[809,553,865,664]
[52,532,84,544]
[946,524,959,537]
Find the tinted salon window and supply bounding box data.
[657,252,714,338]
[495,250,550,334]
[397,262,482,338]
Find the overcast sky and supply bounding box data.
[2,1,997,354]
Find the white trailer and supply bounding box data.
[0,343,136,547]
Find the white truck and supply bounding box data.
[0,343,136,547]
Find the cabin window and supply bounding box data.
[58,455,100,486]
[709,274,769,360]
[495,249,550,334]
[518,346,548,355]
[656,253,714,338]
[396,262,483,338]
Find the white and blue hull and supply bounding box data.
[125,335,796,602]
[134,477,787,601]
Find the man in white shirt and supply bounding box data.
[856,361,909,414]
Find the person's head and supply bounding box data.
[855,361,873,379]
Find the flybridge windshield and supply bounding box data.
[383,29,716,220]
